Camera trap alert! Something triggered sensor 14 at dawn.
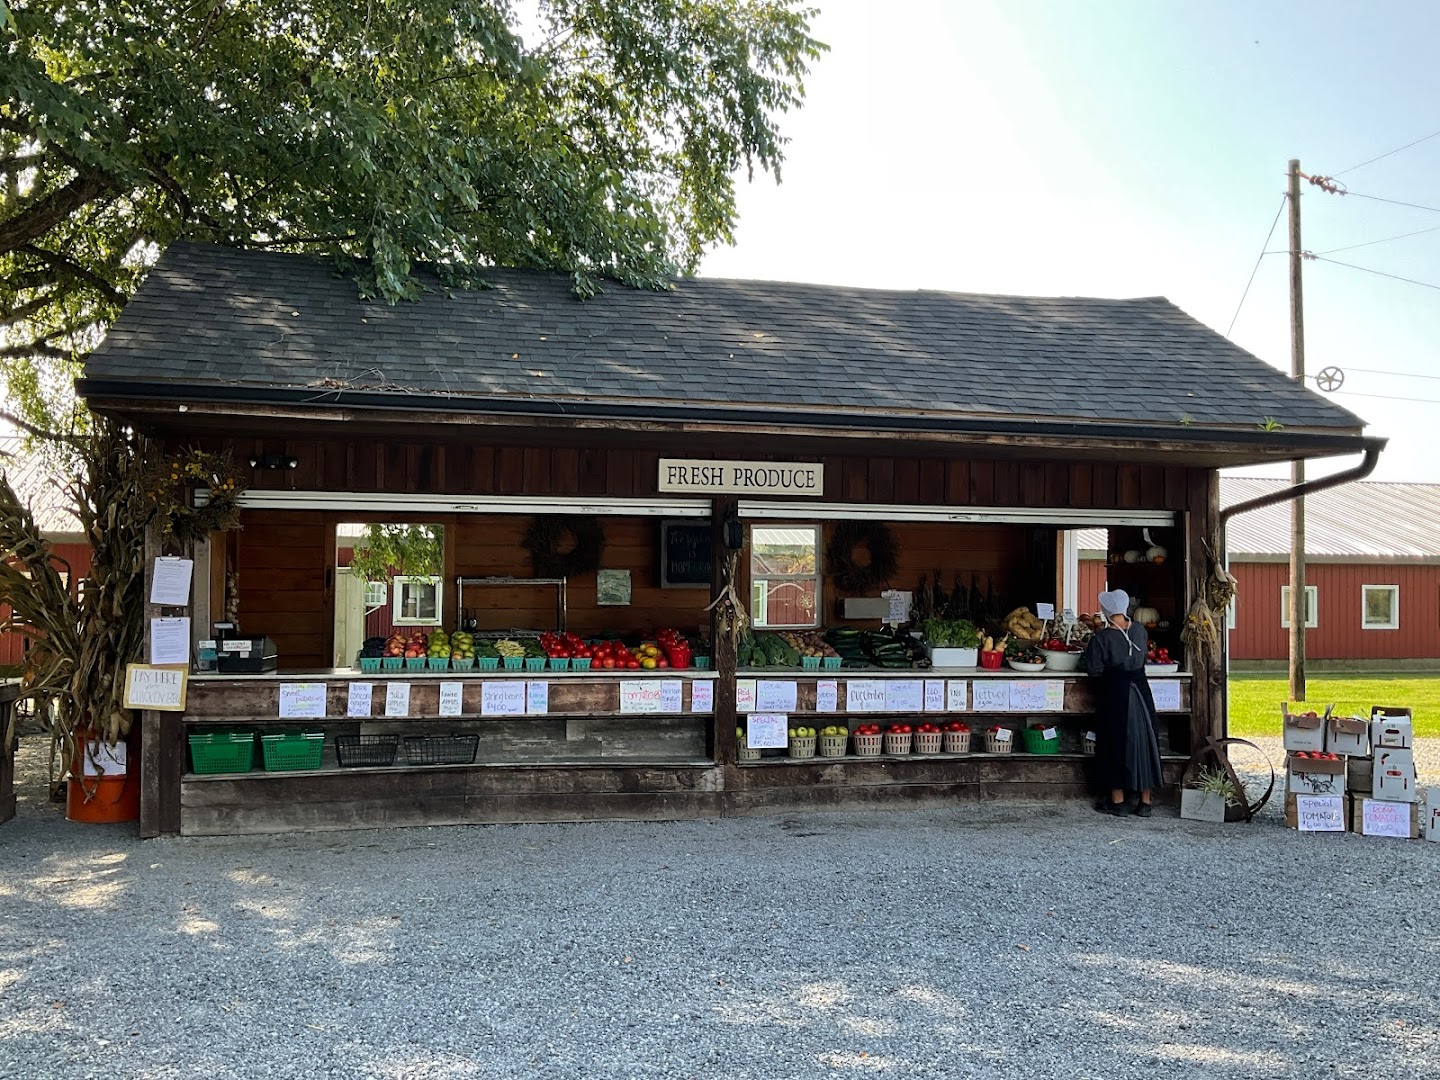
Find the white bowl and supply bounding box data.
[1007,659,1047,672]
[1145,662,1179,674]
[1037,648,1082,672]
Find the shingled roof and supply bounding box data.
[83,241,1366,436]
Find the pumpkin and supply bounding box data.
[1134,606,1160,627]
[1146,544,1168,564]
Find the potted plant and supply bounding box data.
[1180,767,1238,823]
[920,617,981,668]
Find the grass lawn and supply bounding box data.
[1228,674,1440,738]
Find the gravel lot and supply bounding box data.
[2,739,1437,1080]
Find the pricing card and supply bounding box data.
[438,682,464,717]
[346,683,373,717]
[691,680,714,713]
[815,680,838,713]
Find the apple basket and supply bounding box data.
[1082,730,1097,755]
[914,729,943,754]
[818,734,848,758]
[788,735,817,760]
[983,728,1015,754]
[737,738,761,762]
[853,731,883,757]
[883,730,913,755]
[943,727,971,753]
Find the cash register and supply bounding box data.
[212,622,280,674]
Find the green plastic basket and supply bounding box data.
[821,656,842,670]
[693,656,712,670]
[405,657,427,671]
[260,731,325,771]
[502,657,523,671]
[549,657,571,671]
[427,657,449,671]
[188,731,255,775]
[801,656,821,670]
[1019,727,1061,755]
[359,657,382,673]
[477,657,499,671]
[450,658,475,671]
[524,657,546,672]
[381,657,403,671]
[571,658,592,671]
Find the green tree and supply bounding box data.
[348,523,444,582]
[0,0,824,426]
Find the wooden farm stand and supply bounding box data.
[77,243,1380,836]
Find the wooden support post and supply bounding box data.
[139,519,183,838]
[1287,157,1308,704]
[710,496,738,769]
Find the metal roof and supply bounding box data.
[0,436,82,538]
[1077,477,1440,561]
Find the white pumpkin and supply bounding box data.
[1146,545,1168,564]
[1134,606,1160,627]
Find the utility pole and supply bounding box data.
[1288,158,1307,702]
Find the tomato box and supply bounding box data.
[1372,751,1418,803]
[1325,715,1370,757]
[1349,796,1421,839]
[1286,753,1346,796]
[1282,705,1329,753]
[1370,708,1414,750]
[1426,789,1440,844]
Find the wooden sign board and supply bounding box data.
[123,664,188,712]
[658,458,823,497]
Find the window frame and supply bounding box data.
[749,524,822,630]
[1279,585,1318,630]
[1361,584,1399,630]
[392,575,443,626]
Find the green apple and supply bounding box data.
[736,727,744,738]
[839,727,849,737]
[788,728,798,738]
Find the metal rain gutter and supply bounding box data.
[1218,441,1386,526]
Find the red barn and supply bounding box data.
[1079,477,1440,669]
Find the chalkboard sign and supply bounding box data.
[660,520,713,588]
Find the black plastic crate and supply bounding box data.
[334,734,400,768]
[402,734,480,766]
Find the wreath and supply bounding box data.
[522,515,606,578]
[826,521,900,594]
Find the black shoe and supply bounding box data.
[1133,801,1153,818]
[1094,799,1129,816]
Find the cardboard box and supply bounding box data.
[1326,715,1370,757]
[1426,788,1439,843]
[1350,796,1421,839]
[1282,705,1329,753]
[1370,707,1414,750]
[1286,753,1346,796]
[1348,756,1373,794]
[1284,792,1349,832]
[1373,753,1418,803]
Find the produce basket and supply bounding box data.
[822,656,842,670]
[427,657,449,671]
[502,657,523,671]
[853,733,883,757]
[788,735,817,759]
[884,731,913,755]
[524,658,546,672]
[737,739,762,762]
[943,729,972,754]
[572,658,592,671]
[1082,731,1097,756]
[451,658,475,671]
[358,657,382,673]
[915,731,943,754]
[404,658,426,671]
[188,731,255,775]
[477,657,499,671]
[260,731,325,771]
[818,734,848,758]
[801,656,821,670]
[381,657,403,671]
[402,733,479,766]
[335,733,400,768]
[979,651,1003,670]
[983,730,1014,754]
[549,657,571,671]
[693,656,711,670]
[1020,726,1060,755]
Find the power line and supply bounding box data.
[1226,196,1287,337]
[1308,254,1440,293]
[1316,223,1440,255]
[1344,365,1440,382]
[1336,126,1440,177]
[1334,388,1440,407]
[1345,190,1440,215]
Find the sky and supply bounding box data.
[699,0,1440,483]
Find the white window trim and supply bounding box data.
[1226,593,1237,632]
[392,575,443,626]
[1361,584,1400,630]
[1280,585,1318,630]
[750,524,821,630]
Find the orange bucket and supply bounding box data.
[66,737,140,824]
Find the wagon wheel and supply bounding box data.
[1315,366,1345,392]
[1180,736,1276,822]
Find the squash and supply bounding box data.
[1134,606,1160,627]
[1146,544,1168,564]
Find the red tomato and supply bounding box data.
[627,659,640,669]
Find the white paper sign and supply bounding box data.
[660,679,684,713]
[81,740,127,777]
[1150,681,1183,712]
[815,680,838,713]
[973,682,1010,712]
[882,590,911,625]
[480,681,526,716]
[946,680,969,711]
[149,557,194,606]
[692,680,714,713]
[736,679,757,713]
[1036,602,1055,620]
[279,682,327,719]
[1296,795,1346,832]
[122,664,188,711]
[1041,726,1059,741]
[1008,681,1049,713]
[527,681,549,715]
[385,682,412,717]
[1362,799,1413,838]
[438,681,465,717]
[884,680,924,712]
[346,682,373,717]
[993,727,1013,743]
[619,680,664,714]
[746,713,789,749]
[1044,681,1065,712]
[756,680,798,712]
[149,616,192,666]
[924,680,946,712]
[846,680,887,713]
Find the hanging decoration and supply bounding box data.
[522,515,606,578]
[825,521,900,594]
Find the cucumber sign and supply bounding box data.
[658,458,823,496]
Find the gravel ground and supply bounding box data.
[2,740,1437,1080]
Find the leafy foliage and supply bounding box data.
[0,0,824,427]
[347,524,444,582]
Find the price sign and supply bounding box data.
[884,680,924,712]
[1296,795,1345,833]
[736,679,757,713]
[846,680,887,713]
[691,680,714,713]
[1361,799,1414,838]
[924,680,945,712]
[619,680,664,714]
[438,682,465,717]
[1008,681,1048,712]
[480,681,525,716]
[659,679,684,712]
[527,681,549,715]
[756,680,798,712]
[279,683,327,719]
[1150,681,1183,712]
[815,680,838,713]
[946,680,968,711]
[1036,603,1055,620]
[1043,681,1065,712]
[385,682,411,717]
[746,713,789,750]
[346,683,373,718]
[972,682,1010,712]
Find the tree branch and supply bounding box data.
[0,169,115,255]
[0,409,81,448]
[0,339,72,362]
[16,245,128,308]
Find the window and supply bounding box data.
[1362,585,1399,630]
[393,575,443,625]
[1280,585,1318,629]
[750,525,820,628]
[1226,593,1237,632]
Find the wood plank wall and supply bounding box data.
[234,510,331,669]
